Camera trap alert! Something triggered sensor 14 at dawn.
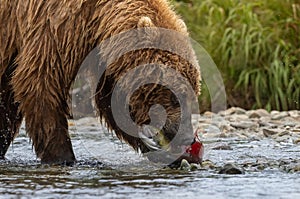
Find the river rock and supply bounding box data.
[282,162,300,173]
[248,109,270,118]
[271,111,289,120]
[290,164,300,173]
[275,135,293,143]
[203,111,216,117]
[294,139,300,144]
[270,110,280,115]
[228,114,249,122]
[212,144,233,150]
[288,110,299,118]
[219,107,246,116]
[218,163,245,174]
[258,116,276,127]
[263,128,280,137]
[204,125,221,134]
[179,159,191,171]
[231,121,258,129]
[283,120,297,128]
[178,159,202,171]
[278,131,290,137]
[292,127,300,133]
[190,163,201,171]
[201,160,216,169]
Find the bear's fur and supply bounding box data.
[0,0,201,164]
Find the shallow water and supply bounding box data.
[1,117,300,199]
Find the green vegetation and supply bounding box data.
[172,0,300,111]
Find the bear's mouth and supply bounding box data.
[138,125,204,167]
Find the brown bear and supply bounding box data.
[0,0,201,165]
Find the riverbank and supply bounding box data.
[194,107,300,173]
[1,108,300,198]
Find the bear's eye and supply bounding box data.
[170,93,179,107]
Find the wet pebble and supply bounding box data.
[263,128,280,137]
[231,121,258,129]
[248,109,270,118]
[294,139,300,144]
[288,110,299,118]
[190,163,201,171]
[292,127,300,133]
[275,135,293,143]
[201,160,216,169]
[204,125,221,134]
[212,144,233,150]
[281,161,300,173]
[271,111,289,120]
[228,114,249,122]
[178,159,201,171]
[179,159,191,171]
[203,111,216,117]
[289,163,300,173]
[218,163,245,174]
[219,107,246,116]
[196,108,299,174]
[278,131,290,137]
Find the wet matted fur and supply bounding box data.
[0,0,201,164]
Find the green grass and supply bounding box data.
[173,0,300,111]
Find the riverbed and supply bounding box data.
[1,108,300,198]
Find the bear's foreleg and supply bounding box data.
[12,73,76,164]
[12,30,76,164]
[0,62,23,159]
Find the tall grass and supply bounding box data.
[173,0,300,111]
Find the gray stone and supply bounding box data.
[203,111,216,117]
[219,124,235,132]
[263,128,280,137]
[218,163,245,174]
[248,109,270,118]
[292,127,300,133]
[269,120,284,126]
[283,121,296,128]
[288,110,299,118]
[201,160,216,169]
[294,139,300,144]
[278,131,290,137]
[179,159,191,171]
[204,125,221,134]
[231,121,258,129]
[212,144,233,150]
[228,114,249,122]
[270,110,280,115]
[212,120,230,128]
[283,162,300,173]
[294,116,300,122]
[275,135,292,143]
[232,133,249,140]
[232,107,247,114]
[219,107,246,116]
[178,160,202,171]
[271,111,289,120]
[258,116,277,127]
[190,163,201,171]
[211,116,227,124]
[290,164,300,172]
[218,132,228,138]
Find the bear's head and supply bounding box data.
[95,13,201,165]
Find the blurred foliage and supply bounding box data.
[172,0,300,111]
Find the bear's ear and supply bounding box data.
[138,16,155,28]
[178,18,188,33]
[137,16,159,42]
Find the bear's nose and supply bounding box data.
[167,121,195,147]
